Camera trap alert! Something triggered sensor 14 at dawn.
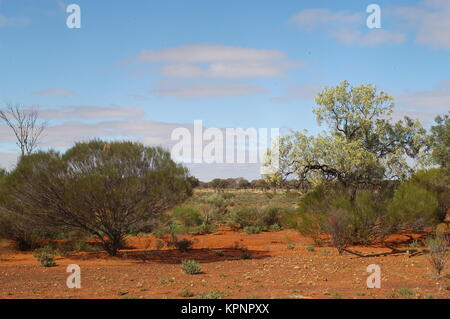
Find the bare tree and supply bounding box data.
[0,103,46,156]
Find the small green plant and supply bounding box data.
[306,245,315,252]
[409,240,420,248]
[179,288,195,298]
[240,252,251,260]
[213,250,224,257]
[181,260,202,275]
[287,243,295,250]
[331,293,342,299]
[33,246,57,267]
[423,293,434,299]
[270,224,282,231]
[398,288,413,298]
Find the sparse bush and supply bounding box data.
[227,207,259,229]
[181,260,202,274]
[305,245,315,252]
[33,246,57,267]
[188,224,216,235]
[260,206,281,227]
[327,210,351,255]
[425,234,448,278]
[179,288,195,298]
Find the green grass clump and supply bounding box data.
[33,246,57,267]
[181,260,202,275]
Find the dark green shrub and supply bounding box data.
[174,239,193,252]
[240,252,252,259]
[387,182,440,232]
[296,184,388,247]
[410,168,449,222]
[3,141,193,256]
[227,207,259,229]
[260,206,281,227]
[172,206,203,227]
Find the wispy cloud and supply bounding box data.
[290,8,406,46]
[32,88,76,97]
[127,44,304,79]
[38,105,145,120]
[394,0,450,50]
[394,80,450,113]
[0,14,30,27]
[151,80,268,99]
[272,83,326,103]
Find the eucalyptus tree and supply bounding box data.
[267,81,429,197]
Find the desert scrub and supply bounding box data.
[425,234,448,278]
[33,246,57,267]
[174,239,193,252]
[179,288,195,298]
[198,290,226,299]
[243,225,265,235]
[189,224,216,235]
[172,206,203,227]
[306,245,315,252]
[240,252,251,259]
[181,260,202,274]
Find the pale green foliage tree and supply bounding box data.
[268,81,429,195]
[429,112,449,168]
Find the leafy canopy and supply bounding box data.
[271,81,429,189]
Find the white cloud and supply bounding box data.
[290,8,406,46]
[32,88,76,97]
[273,83,326,103]
[393,79,450,123]
[394,0,450,50]
[135,44,285,63]
[128,44,303,79]
[151,81,268,99]
[395,89,450,112]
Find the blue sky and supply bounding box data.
[1,0,449,180]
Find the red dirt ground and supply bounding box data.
[0,228,449,299]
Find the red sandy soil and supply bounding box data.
[0,228,448,299]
